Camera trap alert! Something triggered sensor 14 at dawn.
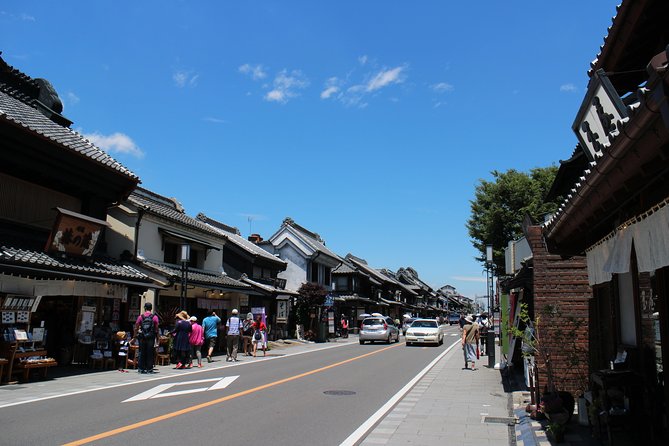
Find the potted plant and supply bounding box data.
[546,421,566,443]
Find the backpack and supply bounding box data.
[243,321,254,336]
[254,330,262,341]
[139,314,155,338]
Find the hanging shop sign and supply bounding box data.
[45,207,110,257]
[572,69,628,161]
[276,300,289,323]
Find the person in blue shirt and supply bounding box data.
[201,310,221,362]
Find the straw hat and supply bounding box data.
[464,314,475,324]
[176,311,189,320]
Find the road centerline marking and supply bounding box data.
[63,343,401,446]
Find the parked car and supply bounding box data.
[402,318,415,335]
[359,316,400,344]
[405,319,443,346]
[448,314,460,325]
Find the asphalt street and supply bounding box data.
[0,325,464,446]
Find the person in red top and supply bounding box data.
[251,315,267,357]
[134,302,159,374]
[188,316,204,368]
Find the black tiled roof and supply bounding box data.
[0,87,139,182]
[197,214,286,266]
[141,260,251,290]
[0,246,151,283]
[128,188,221,238]
[280,218,341,262]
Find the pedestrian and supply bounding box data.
[189,316,204,368]
[202,310,221,363]
[458,313,466,329]
[252,315,267,357]
[242,313,254,356]
[133,302,159,374]
[341,315,349,338]
[225,309,243,362]
[476,312,491,355]
[172,311,192,369]
[461,314,480,370]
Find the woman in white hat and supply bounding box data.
[461,315,480,370]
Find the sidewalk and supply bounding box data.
[355,339,514,446]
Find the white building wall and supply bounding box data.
[505,237,531,275]
[105,207,136,259]
[276,243,308,291]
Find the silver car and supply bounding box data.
[359,316,400,344]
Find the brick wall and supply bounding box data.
[528,225,592,397]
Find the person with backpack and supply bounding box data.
[251,314,267,357]
[134,302,159,374]
[242,313,254,356]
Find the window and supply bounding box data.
[164,242,199,268]
[334,276,348,291]
[323,267,331,287]
[310,262,319,283]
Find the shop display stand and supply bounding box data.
[0,339,57,384]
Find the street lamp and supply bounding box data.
[486,244,495,366]
[180,244,191,310]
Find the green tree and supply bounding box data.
[296,282,327,331]
[467,166,559,272]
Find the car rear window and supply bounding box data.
[362,318,384,326]
[411,320,437,328]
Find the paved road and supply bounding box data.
[0,326,463,446]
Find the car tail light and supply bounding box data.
[383,322,388,330]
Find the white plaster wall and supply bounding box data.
[106,207,136,259]
[277,243,308,291]
[138,217,224,271]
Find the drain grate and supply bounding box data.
[483,416,516,425]
[323,390,356,396]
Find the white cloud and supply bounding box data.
[358,55,368,65]
[239,63,267,80]
[173,70,198,88]
[431,82,454,93]
[320,86,339,99]
[264,69,309,103]
[83,131,144,158]
[366,66,406,92]
[0,11,35,21]
[452,276,486,283]
[560,83,578,93]
[320,77,341,99]
[204,117,227,124]
[66,91,80,105]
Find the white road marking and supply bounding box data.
[123,376,239,402]
[0,340,353,409]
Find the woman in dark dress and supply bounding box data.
[173,311,192,369]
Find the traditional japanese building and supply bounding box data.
[0,55,154,371]
[543,0,669,439]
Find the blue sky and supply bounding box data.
[1,1,619,298]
